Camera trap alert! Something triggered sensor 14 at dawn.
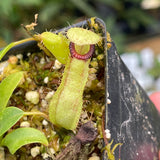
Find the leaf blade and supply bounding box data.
[0,42,15,61]
[0,72,23,110]
[1,128,48,154]
[0,107,24,136]
[0,38,34,61]
[41,32,69,64]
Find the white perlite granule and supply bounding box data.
[31,146,40,157]
[25,91,39,104]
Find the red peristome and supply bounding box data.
[69,42,95,60]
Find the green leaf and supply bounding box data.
[67,27,101,45]
[0,39,33,60]
[41,32,69,64]
[0,42,15,60]
[0,72,23,111]
[0,107,24,136]
[1,128,48,154]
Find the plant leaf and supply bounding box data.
[0,107,24,136]
[49,58,90,130]
[0,42,16,60]
[0,72,23,111]
[67,27,101,45]
[1,128,48,154]
[41,32,69,64]
[0,38,34,60]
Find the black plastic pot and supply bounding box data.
[1,17,160,160]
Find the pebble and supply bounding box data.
[45,91,54,101]
[107,92,111,104]
[105,129,111,139]
[23,116,28,121]
[44,77,49,83]
[107,99,111,104]
[27,52,31,56]
[25,91,39,104]
[39,87,44,94]
[26,77,32,83]
[53,60,62,69]
[49,147,56,154]
[41,99,48,108]
[16,54,23,60]
[0,61,8,73]
[88,156,100,160]
[20,121,30,127]
[41,153,50,159]
[40,57,45,64]
[31,146,40,157]
[42,119,48,126]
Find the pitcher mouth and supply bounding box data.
[69,42,95,60]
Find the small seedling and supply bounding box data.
[102,140,122,160]
[0,72,48,154]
